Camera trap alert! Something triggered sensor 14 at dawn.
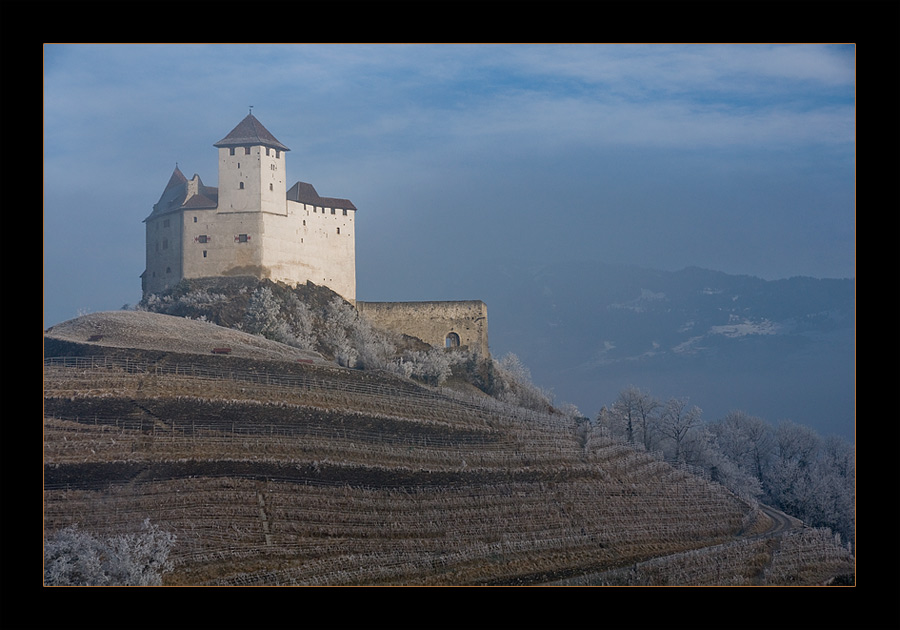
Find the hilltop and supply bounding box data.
[43,309,854,586]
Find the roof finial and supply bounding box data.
[249,105,254,115]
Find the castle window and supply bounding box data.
[229,147,235,156]
[166,267,171,274]
[239,182,244,190]
[275,150,280,159]
[244,147,250,155]
[269,183,274,191]
[336,227,340,235]
[196,235,209,244]
[445,332,461,348]
[342,209,348,216]
[330,208,335,215]
[203,250,207,258]
[236,234,250,243]
[193,216,198,223]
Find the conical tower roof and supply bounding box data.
[214,113,290,151]
[163,165,188,191]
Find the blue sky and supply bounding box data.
[44,44,855,327]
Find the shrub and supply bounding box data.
[44,519,175,586]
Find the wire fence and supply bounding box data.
[43,355,572,432]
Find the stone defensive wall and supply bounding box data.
[356,300,489,357]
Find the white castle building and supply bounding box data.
[143,113,357,300]
[143,113,488,356]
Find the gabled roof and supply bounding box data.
[287,181,357,211]
[214,113,290,152]
[183,182,218,209]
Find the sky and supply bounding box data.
[44,44,855,330]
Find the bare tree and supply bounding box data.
[657,397,702,463]
[603,386,661,450]
[709,411,775,479]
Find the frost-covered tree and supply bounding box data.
[280,292,317,350]
[682,424,763,500]
[657,397,702,463]
[491,353,553,411]
[320,296,360,366]
[396,349,456,385]
[44,519,175,586]
[607,386,661,449]
[243,286,283,338]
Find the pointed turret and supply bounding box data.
[164,165,188,191]
[150,166,189,215]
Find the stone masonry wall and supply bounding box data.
[356,300,489,357]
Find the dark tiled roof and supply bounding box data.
[152,167,189,214]
[182,186,218,209]
[164,166,188,190]
[287,181,357,211]
[148,168,218,217]
[214,113,290,152]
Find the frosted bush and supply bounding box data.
[44,519,175,586]
[396,349,455,386]
[492,353,553,411]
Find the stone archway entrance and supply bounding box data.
[444,332,461,348]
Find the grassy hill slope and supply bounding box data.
[43,311,853,585]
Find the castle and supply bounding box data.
[143,113,488,355]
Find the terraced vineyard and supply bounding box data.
[43,315,853,586]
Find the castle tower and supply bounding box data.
[214,113,290,215]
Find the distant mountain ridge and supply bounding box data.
[474,262,854,440]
